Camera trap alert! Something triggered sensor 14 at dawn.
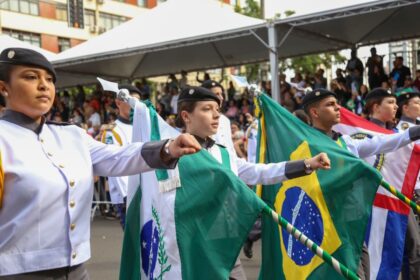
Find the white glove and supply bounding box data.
[117,89,138,109]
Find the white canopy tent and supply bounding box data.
[52,0,420,101]
[52,0,265,87]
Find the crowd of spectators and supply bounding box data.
[3,47,416,160]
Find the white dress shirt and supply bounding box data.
[0,112,168,276]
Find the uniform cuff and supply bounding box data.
[141,140,178,169]
[408,126,420,141]
[285,160,307,179]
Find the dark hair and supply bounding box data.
[0,94,5,107]
[294,109,310,125]
[175,100,197,128]
[363,96,387,116]
[303,99,321,116]
[0,63,14,82]
[396,97,415,119]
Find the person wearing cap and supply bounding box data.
[0,48,201,278]
[201,80,235,156]
[176,86,331,280]
[397,91,420,130]
[100,84,142,230]
[362,88,420,280]
[395,90,420,280]
[302,88,420,280]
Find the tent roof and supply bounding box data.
[0,35,57,61]
[269,0,420,58]
[53,0,420,88]
[52,0,265,87]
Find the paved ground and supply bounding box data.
[87,217,262,280]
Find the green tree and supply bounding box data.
[284,52,347,74]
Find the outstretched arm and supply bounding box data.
[345,126,420,158]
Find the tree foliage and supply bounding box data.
[283,52,347,74]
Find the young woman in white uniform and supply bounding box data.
[0,48,200,279]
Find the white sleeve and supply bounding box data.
[84,132,153,177]
[236,157,287,185]
[343,129,412,158]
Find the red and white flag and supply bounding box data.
[334,108,420,280]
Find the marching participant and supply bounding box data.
[176,86,331,280]
[0,48,201,278]
[302,88,420,280]
[395,91,420,280]
[100,85,141,229]
[302,88,420,158]
[201,80,235,154]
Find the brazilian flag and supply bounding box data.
[256,94,382,279]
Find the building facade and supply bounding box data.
[0,0,171,53]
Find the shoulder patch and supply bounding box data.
[400,122,410,131]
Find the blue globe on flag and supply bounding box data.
[281,186,324,266]
[140,219,159,279]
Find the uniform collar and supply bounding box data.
[369,118,386,128]
[313,126,342,140]
[117,116,131,125]
[193,135,216,149]
[0,109,45,134]
[400,115,417,125]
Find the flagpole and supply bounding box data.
[262,206,360,280]
[380,180,420,214]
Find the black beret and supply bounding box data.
[397,91,420,105]
[0,48,56,83]
[118,84,143,96]
[201,80,224,92]
[365,88,395,101]
[302,88,337,108]
[178,86,221,106]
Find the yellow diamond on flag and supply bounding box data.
[274,141,341,279]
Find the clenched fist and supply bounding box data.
[305,152,331,171]
[167,133,201,159]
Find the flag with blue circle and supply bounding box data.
[256,94,382,279]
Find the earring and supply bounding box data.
[2,91,7,97]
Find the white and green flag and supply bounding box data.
[120,101,265,280]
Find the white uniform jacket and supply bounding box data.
[197,137,308,186]
[396,116,420,190]
[0,110,174,276]
[101,118,133,204]
[341,128,412,158]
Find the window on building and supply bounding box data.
[99,12,127,32]
[0,0,39,16]
[137,0,146,6]
[58,38,71,52]
[2,29,41,47]
[84,10,95,27]
[56,3,67,21]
